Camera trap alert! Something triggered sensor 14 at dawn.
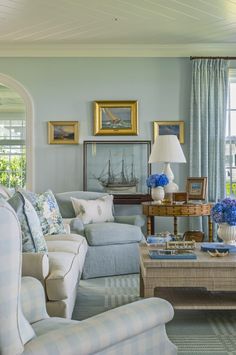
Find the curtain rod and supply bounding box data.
[190,56,236,60]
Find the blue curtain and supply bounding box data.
[189,59,229,236]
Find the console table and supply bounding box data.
[142,202,213,242]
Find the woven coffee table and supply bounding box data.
[140,243,236,309]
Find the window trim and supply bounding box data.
[0,73,34,190]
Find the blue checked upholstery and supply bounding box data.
[0,200,35,355]
[0,199,177,355]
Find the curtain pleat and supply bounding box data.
[189,59,229,239]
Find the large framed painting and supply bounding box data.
[93,100,138,136]
[153,120,184,144]
[83,140,151,204]
[48,121,79,144]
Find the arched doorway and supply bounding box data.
[0,74,34,190]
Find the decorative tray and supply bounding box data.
[201,243,236,253]
[149,249,197,260]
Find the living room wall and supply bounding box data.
[0,57,192,232]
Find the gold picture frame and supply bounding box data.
[48,121,79,144]
[94,100,138,136]
[153,120,185,143]
[186,177,207,200]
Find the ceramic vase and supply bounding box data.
[151,186,165,204]
[217,223,236,244]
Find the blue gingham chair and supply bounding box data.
[0,199,177,355]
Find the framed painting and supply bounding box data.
[48,121,79,144]
[153,121,184,144]
[83,140,151,204]
[94,100,138,136]
[186,177,207,200]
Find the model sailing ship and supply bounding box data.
[97,153,139,193]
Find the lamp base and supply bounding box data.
[165,182,179,193]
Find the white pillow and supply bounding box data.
[71,195,114,224]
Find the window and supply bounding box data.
[0,84,26,188]
[225,69,236,196]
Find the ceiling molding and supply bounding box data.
[0,43,236,57]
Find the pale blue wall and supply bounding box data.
[0,57,192,232]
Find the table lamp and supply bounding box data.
[149,135,186,193]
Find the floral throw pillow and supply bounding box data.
[71,195,114,225]
[19,189,66,236]
[8,192,48,253]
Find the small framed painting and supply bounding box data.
[186,177,207,200]
[94,100,138,135]
[48,121,79,144]
[153,121,184,143]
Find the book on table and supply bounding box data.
[149,249,197,260]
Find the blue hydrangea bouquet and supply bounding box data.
[146,173,169,188]
[211,198,236,226]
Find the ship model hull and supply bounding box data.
[97,155,139,194]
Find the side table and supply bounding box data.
[142,202,213,242]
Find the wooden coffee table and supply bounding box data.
[140,243,236,309]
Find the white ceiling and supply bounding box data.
[1,0,236,56]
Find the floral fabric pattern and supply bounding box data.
[7,192,48,253]
[19,189,66,235]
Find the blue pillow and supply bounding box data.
[8,192,47,253]
[19,189,66,236]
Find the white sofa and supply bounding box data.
[22,230,88,319]
[0,199,177,355]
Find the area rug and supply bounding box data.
[72,274,236,355]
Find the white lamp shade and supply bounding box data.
[149,135,186,163]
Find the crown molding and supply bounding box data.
[0,43,236,57]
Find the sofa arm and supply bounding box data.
[114,214,145,227]
[23,298,175,354]
[21,277,49,324]
[69,217,85,235]
[22,253,49,286]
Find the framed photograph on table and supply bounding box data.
[186,177,207,200]
[153,121,184,143]
[83,140,151,204]
[94,100,138,135]
[48,121,79,144]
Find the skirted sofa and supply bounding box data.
[55,191,146,279]
[0,199,177,355]
[22,232,88,319]
[0,186,88,319]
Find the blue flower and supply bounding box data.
[146,173,169,188]
[211,198,236,225]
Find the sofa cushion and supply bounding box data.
[45,233,86,254]
[8,192,48,253]
[55,191,108,218]
[84,222,143,246]
[46,252,81,300]
[20,189,66,236]
[71,195,114,224]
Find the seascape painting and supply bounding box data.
[48,121,79,144]
[94,101,138,135]
[153,121,184,144]
[101,107,132,129]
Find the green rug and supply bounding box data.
[72,274,236,355]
